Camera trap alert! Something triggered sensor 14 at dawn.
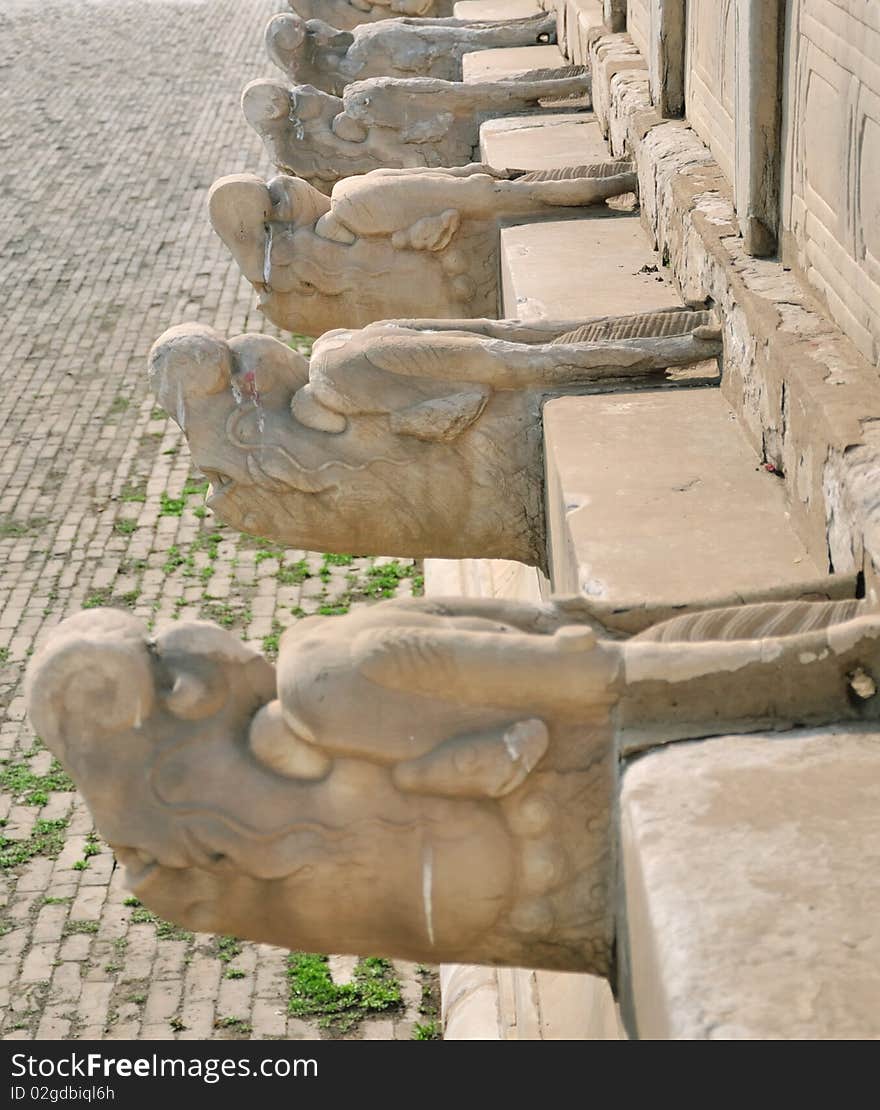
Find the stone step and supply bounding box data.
[424,557,543,603]
[454,0,541,17]
[463,44,567,82]
[620,723,880,1039]
[501,213,680,320]
[543,389,831,630]
[481,112,609,170]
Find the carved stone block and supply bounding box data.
[265,11,558,94]
[26,595,880,972]
[243,67,591,193]
[288,0,455,33]
[683,0,736,184]
[147,309,720,563]
[208,163,639,334]
[781,0,880,360]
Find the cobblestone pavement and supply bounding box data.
[0,0,440,1040]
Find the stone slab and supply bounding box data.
[480,113,609,169]
[454,0,540,17]
[424,558,545,602]
[543,389,825,608]
[440,965,503,1039]
[441,963,620,1039]
[531,971,622,1039]
[620,724,880,1039]
[500,214,680,320]
[462,44,566,82]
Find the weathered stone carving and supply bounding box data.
[265,11,558,94]
[288,0,455,34]
[148,309,720,563]
[243,67,591,193]
[26,595,877,971]
[208,163,638,333]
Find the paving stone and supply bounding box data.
[0,0,435,1042]
[361,1020,395,1040]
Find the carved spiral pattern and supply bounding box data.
[633,598,863,643]
[553,307,714,345]
[515,161,635,183]
[514,64,589,81]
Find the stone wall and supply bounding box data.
[683,0,737,183]
[780,0,880,363]
[625,0,650,55]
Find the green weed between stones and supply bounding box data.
[412,1021,441,1040]
[119,484,146,503]
[415,963,441,1038]
[213,1016,250,1034]
[214,1016,252,1036]
[83,588,113,609]
[0,516,46,539]
[163,530,224,582]
[261,616,287,657]
[0,756,74,805]
[278,559,311,586]
[159,480,209,517]
[356,561,423,600]
[200,600,251,630]
[65,919,99,936]
[0,819,68,869]
[216,935,243,964]
[162,546,186,573]
[126,899,194,942]
[286,953,402,1035]
[84,586,142,611]
[104,937,129,973]
[73,832,102,870]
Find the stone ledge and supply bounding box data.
[620,724,880,1039]
[454,0,540,16]
[500,213,677,320]
[440,962,620,1039]
[462,44,566,82]
[424,557,545,602]
[542,390,843,630]
[581,29,880,597]
[440,964,503,1039]
[480,113,609,171]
